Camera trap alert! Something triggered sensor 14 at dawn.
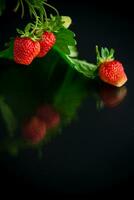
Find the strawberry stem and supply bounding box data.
[14,0,20,13]
[14,0,24,18]
[20,0,25,18]
[44,2,59,16]
[14,0,59,21]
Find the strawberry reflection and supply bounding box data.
[22,105,60,145]
[37,105,60,129]
[22,116,47,144]
[0,54,128,155]
[99,84,127,108]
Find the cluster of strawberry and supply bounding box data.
[22,105,60,144]
[14,33,128,88]
[14,31,56,65]
[0,0,128,88]
[13,31,128,89]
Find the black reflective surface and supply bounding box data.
[0,0,134,197]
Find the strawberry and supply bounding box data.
[37,32,56,58]
[96,46,127,87]
[22,116,46,144]
[99,85,127,108]
[99,60,127,87]
[14,37,40,65]
[36,105,60,129]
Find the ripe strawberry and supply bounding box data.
[96,46,127,87]
[99,85,127,108]
[22,116,46,144]
[14,37,40,65]
[99,60,127,87]
[36,105,60,129]
[37,32,56,58]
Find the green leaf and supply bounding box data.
[43,15,64,32]
[69,58,98,79]
[96,45,101,65]
[0,39,14,60]
[109,48,115,58]
[101,48,104,58]
[16,28,24,35]
[0,0,6,16]
[101,47,109,59]
[56,37,76,46]
[57,28,75,37]
[0,96,17,136]
[55,42,71,55]
[54,70,88,123]
[61,16,72,28]
[68,46,78,57]
[25,23,33,32]
[53,45,97,79]
[55,28,76,55]
[104,48,109,57]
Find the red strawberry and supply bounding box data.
[14,37,40,65]
[37,32,56,58]
[22,116,46,144]
[37,105,60,129]
[99,85,127,108]
[99,60,127,87]
[96,46,127,87]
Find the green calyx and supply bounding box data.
[36,15,72,33]
[16,14,72,41]
[96,45,115,66]
[40,15,64,32]
[17,21,42,41]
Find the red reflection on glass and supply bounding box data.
[99,85,127,108]
[22,116,46,144]
[37,105,60,129]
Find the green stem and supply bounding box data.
[25,0,48,22]
[42,6,48,22]
[20,0,25,18]
[53,45,74,68]
[14,0,20,12]
[44,2,59,16]
[31,15,40,34]
[25,0,37,19]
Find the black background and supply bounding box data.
[0,0,134,198]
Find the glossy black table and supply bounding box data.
[0,0,134,196]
